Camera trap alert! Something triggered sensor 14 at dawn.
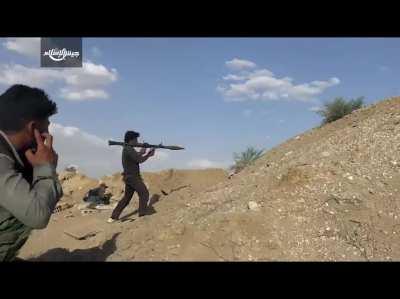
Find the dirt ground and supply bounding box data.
[19,168,229,261]
[18,96,400,261]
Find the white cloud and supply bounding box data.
[49,123,120,178]
[0,61,118,101]
[3,38,40,58]
[309,106,322,112]
[187,159,226,169]
[60,88,109,101]
[223,74,247,81]
[57,125,80,137]
[226,58,257,71]
[49,123,169,178]
[63,61,117,88]
[223,70,273,81]
[1,39,118,101]
[0,64,62,88]
[218,59,340,102]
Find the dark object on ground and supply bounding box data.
[83,190,111,205]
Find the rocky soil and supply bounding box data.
[19,96,400,261]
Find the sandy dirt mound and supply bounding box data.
[18,96,400,261]
[58,172,98,204]
[99,168,228,203]
[18,168,228,260]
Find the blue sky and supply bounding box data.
[0,38,399,177]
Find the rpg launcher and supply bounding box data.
[108,140,185,151]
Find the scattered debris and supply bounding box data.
[95,203,117,210]
[321,151,330,157]
[64,229,101,240]
[77,202,96,210]
[53,202,74,214]
[81,209,99,215]
[248,201,260,211]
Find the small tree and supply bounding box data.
[317,97,364,125]
[231,146,264,173]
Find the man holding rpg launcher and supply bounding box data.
[108,131,155,223]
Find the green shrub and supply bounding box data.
[317,97,364,124]
[231,146,264,173]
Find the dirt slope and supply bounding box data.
[18,168,229,260]
[19,96,400,261]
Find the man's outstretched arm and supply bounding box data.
[128,148,155,164]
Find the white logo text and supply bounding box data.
[43,48,80,62]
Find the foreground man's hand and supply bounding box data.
[25,129,58,167]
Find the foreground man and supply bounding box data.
[0,84,63,261]
[108,131,155,223]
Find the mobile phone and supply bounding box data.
[30,124,42,152]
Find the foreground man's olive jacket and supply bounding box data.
[0,130,63,261]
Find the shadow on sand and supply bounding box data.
[28,232,121,262]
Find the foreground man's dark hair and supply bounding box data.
[0,84,57,132]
